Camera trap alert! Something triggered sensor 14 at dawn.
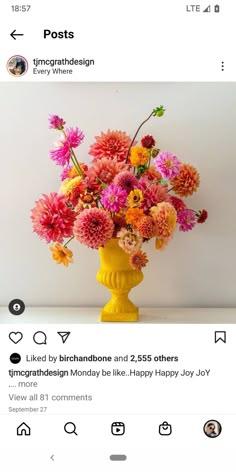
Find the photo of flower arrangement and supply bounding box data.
[1,81,235,321]
[31,104,208,321]
[31,107,207,272]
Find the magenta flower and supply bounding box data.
[65,127,84,148]
[154,151,181,179]
[101,183,127,213]
[50,126,84,166]
[60,165,73,181]
[50,139,71,166]
[177,209,196,232]
[48,114,66,130]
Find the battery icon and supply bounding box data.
[215,5,220,12]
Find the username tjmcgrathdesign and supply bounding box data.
[33,57,95,68]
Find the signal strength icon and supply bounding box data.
[203,5,211,12]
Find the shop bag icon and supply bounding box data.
[159,421,172,436]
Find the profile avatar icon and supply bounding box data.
[7,55,28,77]
[203,420,222,438]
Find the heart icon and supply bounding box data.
[9,332,23,344]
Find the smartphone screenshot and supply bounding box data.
[0,1,236,470]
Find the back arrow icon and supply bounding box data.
[50,455,54,461]
[11,30,24,40]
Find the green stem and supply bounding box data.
[61,130,83,177]
[64,236,74,248]
[71,148,83,177]
[125,110,155,163]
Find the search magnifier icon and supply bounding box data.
[64,422,78,435]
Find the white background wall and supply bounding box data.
[1,82,236,307]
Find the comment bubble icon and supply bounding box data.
[33,331,47,345]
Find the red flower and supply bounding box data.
[197,209,208,223]
[141,135,156,149]
[169,196,186,212]
[31,192,76,243]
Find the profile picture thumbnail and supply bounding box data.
[203,420,222,438]
[7,55,28,77]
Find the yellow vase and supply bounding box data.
[96,238,143,322]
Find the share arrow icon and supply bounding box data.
[57,332,70,344]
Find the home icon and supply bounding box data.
[17,422,31,436]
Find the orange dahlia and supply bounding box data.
[142,165,162,182]
[130,250,148,271]
[151,202,177,239]
[49,243,73,267]
[125,208,144,228]
[170,163,200,197]
[89,130,132,163]
[130,146,149,166]
[155,238,170,251]
[137,215,156,239]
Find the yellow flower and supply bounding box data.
[127,189,144,208]
[49,243,73,267]
[130,146,149,166]
[61,176,83,198]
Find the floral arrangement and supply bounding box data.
[31,107,207,270]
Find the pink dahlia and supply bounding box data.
[177,209,196,232]
[89,129,132,162]
[73,208,114,249]
[50,127,84,166]
[113,171,139,192]
[50,139,71,166]
[31,192,76,243]
[139,181,171,211]
[48,114,65,130]
[169,196,186,212]
[86,158,127,193]
[101,183,127,212]
[65,127,84,148]
[154,151,181,179]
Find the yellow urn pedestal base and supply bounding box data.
[97,239,143,322]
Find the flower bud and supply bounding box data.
[152,148,160,158]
